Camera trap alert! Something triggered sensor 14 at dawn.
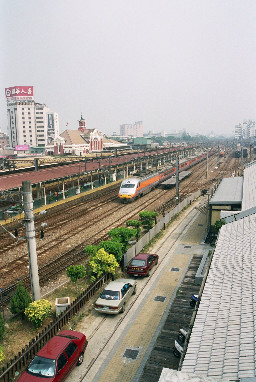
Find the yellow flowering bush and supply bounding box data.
[88,248,119,283]
[0,346,4,362]
[25,299,52,329]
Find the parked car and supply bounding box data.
[95,278,137,314]
[17,330,87,381]
[126,253,159,277]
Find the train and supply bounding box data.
[118,152,208,201]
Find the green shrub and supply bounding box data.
[0,346,4,362]
[0,313,4,342]
[10,282,32,318]
[84,244,99,256]
[126,220,141,240]
[66,265,86,292]
[25,299,52,329]
[139,210,158,231]
[98,241,123,263]
[88,248,119,283]
[108,227,137,252]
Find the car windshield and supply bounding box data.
[121,183,135,189]
[130,259,146,267]
[100,290,120,300]
[27,356,56,377]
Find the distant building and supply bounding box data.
[47,112,59,143]
[235,120,255,140]
[120,121,143,137]
[46,114,125,156]
[0,131,9,149]
[5,86,59,150]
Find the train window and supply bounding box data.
[122,184,135,189]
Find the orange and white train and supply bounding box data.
[118,152,208,202]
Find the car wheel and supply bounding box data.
[155,258,158,265]
[146,270,150,277]
[77,352,84,366]
[132,285,137,295]
[120,303,126,313]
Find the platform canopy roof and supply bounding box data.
[209,177,243,205]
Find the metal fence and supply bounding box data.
[0,273,111,382]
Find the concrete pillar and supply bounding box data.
[43,187,47,205]
[91,173,93,189]
[22,181,40,301]
[62,181,65,199]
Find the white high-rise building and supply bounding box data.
[120,121,143,137]
[5,86,59,149]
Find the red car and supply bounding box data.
[18,330,87,381]
[126,253,159,277]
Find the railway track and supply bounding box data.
[0,153,242,306]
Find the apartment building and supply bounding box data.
[5,86,59,149]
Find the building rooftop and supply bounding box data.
[242,161,256,211]
[181,211,256,380]
[209,177,243,205]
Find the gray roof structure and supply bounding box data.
[209,177,243,205]
[181,161,256,381]
[242,161,256,211]
[182,213,256,380]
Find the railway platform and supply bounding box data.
[0,179,122,226]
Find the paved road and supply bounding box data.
[66,199,210,382]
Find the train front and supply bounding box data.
[118,177,139,202]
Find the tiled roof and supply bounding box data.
[182,213,256,380]
[242,161,256,210]
[60,130,88,145]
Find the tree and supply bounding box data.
[108,227,137,252]
[84,244,99,256]
[98,240,123,263]
[66,265,86,293]
[126,220,141,240]
[87,248,119,283]
[139,210,158,231]
[0,313,5,342]
[10,282,32,318]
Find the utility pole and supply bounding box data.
[176,156,179,204]
[206,150,208,179]
[22,181,40,301]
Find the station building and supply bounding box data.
[45,114,125,156]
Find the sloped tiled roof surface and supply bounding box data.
[182,213,256,380]
[181,162,256,380]
[242,161,256,211]
[60,130,88,145]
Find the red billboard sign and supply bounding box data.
[15,145,30,151]
[5,86,34,100]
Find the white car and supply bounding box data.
[95,278,137,314]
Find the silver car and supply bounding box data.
[95,278,137,314]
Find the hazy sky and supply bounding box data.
[1,0,256,137]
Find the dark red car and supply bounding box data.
[126,253,159,277]
[17,330,87,381]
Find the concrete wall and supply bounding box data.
[123,190,201,267]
